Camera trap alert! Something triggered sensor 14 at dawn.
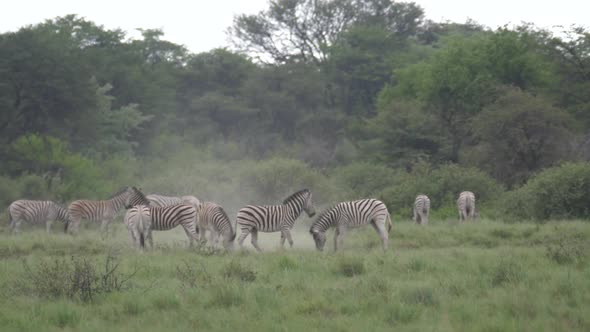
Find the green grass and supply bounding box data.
[0,219,589,331]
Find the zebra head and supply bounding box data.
[124,187,151,209]
[310,229,326,251]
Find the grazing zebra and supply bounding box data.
[124,205,151,248]
[310,198,392,252]
[197,202,235,249]
[236,189,316,252]
[457,191,476,222]
[7,200,71,233]
[413,195,431,225]
[126,204,199,248]
[67,186,150,234]
[147,194,201,209]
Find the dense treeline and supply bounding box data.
[1,0,590,221]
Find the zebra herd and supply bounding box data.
[6,187,478,252]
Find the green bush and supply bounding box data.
[331,162,398,198]
[379,164,504,217]
[502,162,590,220]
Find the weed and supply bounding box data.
[406,258,427,272]
[176,260,212,290]
[400,287,438,306]
[277,256,298,271]
[207,285,244,308]
[491,260,524,287]
[490,229,513,239]
[335,257,365,277]
[222,260,256,282]
[386,303,421,325]
[546,237,585,265]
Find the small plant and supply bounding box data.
[546,237,585,265]
[491,260,524,287]
[277,256,298,271]
[490,229,513,239]
[176,260,212,290]
[207,285,244,308]
[15,251,137,302]
[222,260,256,282]
[336,257,365,277]
[406,258,427,272]
[400,287,438,306]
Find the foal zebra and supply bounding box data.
[197,202,235,249]
[413,195,431,225]
[8,200,71,233]
[125,204,199,248]
[67,186,150,234]
[146,194,201,209]
[236,189,316,252]
[457,191,476,222]
[310,199,392,252]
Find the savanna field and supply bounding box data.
[0,219,588,332]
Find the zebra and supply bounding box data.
[124,205,151,249]
[125,204,199,248]
[197,202,235,249]
[413,195,431,225]
[236,189,316,252]
[457,191,476,222]
[147,194,201,209]
[7,200,72,233]
[310,198,392,252]
[67,186,150,234]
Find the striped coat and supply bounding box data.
[413,195,431,225]
[310,199,392,252]
[125,204,199,248]
[457,191,476,222]
[236,189,316,252]
[8,200,71,233]
[197,202,235,249]
[67,186,150,234]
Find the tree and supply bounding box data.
[229,0,423,65]
[468,87,575,186]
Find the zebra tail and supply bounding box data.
[387,213,392,233]
[64,220,69,233]
[137,208,146,248]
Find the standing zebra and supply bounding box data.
[236,189,316,252]
[310,199,392,252]
[413,195,431,225]
[67,186,150,234]
[124,205,151,248]
[7,200,72,233]
[457,191,476,222]
[147,194,201,209]
[197,202,235,249]
[125,204,199,248]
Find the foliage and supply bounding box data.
[502,162,590,220]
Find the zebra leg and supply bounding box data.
[100,219,110,238]
[237,229,249,249]
[373,219,389,252]
[147,231,154,249]
[46,220,53,233]
[181,225,199,247]
[209,230,218,247]
[11,219,23,234]
[250,229,262,252]
[284,229,294,248]
[199,229,208,246]
[334,226,346,252]
[280,231,286,249]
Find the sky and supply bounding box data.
[1,0,588,54]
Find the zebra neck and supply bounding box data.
[285,201,303,220]
[109,194,126,212]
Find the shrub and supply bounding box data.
[502,162,590,220]
[400,287,438,306]
[546,236,586,265]
[14,252,137,302]
[331,162,398,197]
[491,259,524,287]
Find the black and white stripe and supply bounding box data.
[67,186,150,234]
[131,204,199,248]
[236,189,316,251]
[457,191,476,222]
[7,200,71,233]
[147,194,201,209]
[197,202,235,249]
[124,205,151,248]
[413,194,431,225]
[310,199,392,252]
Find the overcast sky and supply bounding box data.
[1,0,587,53]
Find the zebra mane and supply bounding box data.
[282,189,310,205]
[131,187,149,202]
[108,186,131,199]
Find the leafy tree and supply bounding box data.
[467,88,575,186]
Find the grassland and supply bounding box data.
[0,219,589,332]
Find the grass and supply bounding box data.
[0,219,589,331]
